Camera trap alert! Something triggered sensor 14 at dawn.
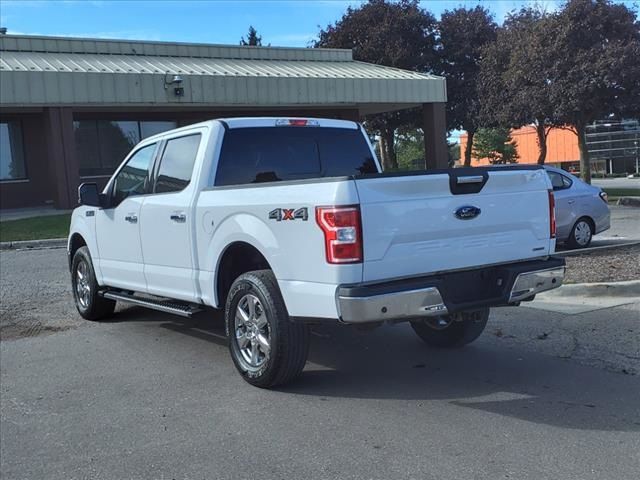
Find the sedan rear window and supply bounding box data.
[215,127,377,186]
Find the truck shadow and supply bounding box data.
[114,306,640,433]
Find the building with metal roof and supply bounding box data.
[0,34,447,209]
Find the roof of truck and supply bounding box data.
[142,117,360,142]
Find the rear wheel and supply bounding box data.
[71,246,116,320]
[410,308,489,348]
[567,218,593,249]
[225,270,309,388]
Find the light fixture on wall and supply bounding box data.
[164,74,185,97]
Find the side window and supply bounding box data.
[548,171,564,190]
[155,134,201,194]
[548,171,572,191]
[112,143,157,205]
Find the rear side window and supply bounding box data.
[548,171,572,190]
[155,134,201,193]
[215,127,377,186]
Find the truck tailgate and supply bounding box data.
[355,168,554,282]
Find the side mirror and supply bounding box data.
[78,183,104,207]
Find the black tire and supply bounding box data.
[225,269,309,388]
[410,308,489,348]
[567,217,594,249]
[71,246,116,321]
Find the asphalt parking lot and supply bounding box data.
[1,248,639,480]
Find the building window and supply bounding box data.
[0,121,27,181]
[141,121,177,139]
[74,120,177,177]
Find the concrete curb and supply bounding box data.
[542,280,640,299]
[0,238,67,251]
[555,240,640,257]
[617,197,640,207]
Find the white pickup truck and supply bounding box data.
[69,117,565,387]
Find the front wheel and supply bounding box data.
[71,246,116,320]
[410,308,489,348]
[225,270,309,388]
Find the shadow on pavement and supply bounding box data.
[112,305,640,433]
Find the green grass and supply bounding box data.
[0,214,71,242]
[602,187,640,197]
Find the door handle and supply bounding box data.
[170,212,187,223]
[124,214,138,224]
[568,200,575,204]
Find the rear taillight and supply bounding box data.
[548,189,556,239]
[599,191,608,204]
[316,206,363,264]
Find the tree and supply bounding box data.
[548,0,640,183]
[240,26,262,46]
[316,0,438,170]
[395,129,424,170]
[479,7,558,164]
[438,6,497,166]
[472,128,519,164]
[448,142,460,166]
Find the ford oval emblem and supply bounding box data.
[454,205,481,220]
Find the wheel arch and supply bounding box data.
[576,215,595,232]
[68,232,87,270]
[215,241,272,308]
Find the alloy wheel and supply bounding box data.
[75,260,91,309]
[234,294,271,370]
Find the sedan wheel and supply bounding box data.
[568,218,593,248]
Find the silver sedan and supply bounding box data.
[546,166,611,248]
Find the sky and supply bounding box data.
[1,0,610,47]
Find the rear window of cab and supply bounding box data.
[214,127,377,186]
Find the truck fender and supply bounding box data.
[203,213,282,306]
[68,209,103,284]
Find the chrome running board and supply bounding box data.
[100,291,203,318]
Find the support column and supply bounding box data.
[423,103,448,170]
[43,107,79,209]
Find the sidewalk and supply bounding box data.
[523,280,640,315]
[0,207,71,222]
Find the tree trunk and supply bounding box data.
[535,122,548,165]
[464,130,475,167]
[378,135,388,169]
[380,127,397,170]
[576,123,591,184]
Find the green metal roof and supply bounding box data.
[0,35,446,112]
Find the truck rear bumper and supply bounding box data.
[336,257,565,324]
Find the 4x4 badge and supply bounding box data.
[269,207,308,221]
